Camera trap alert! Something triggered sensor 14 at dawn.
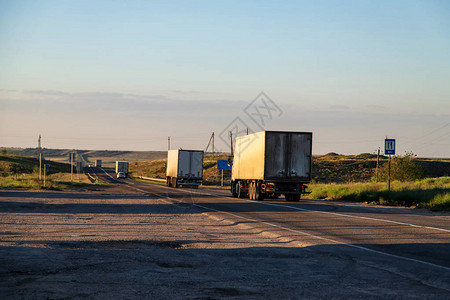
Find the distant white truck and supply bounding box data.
[166,149,203,188]
[115,161,129,178]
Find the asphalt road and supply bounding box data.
[2,168,449,298]
[94,168,450,280]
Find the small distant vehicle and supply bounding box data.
[88,164,94,167]
[117,172,126,179]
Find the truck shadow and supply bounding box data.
[1,240,449,298]
[0,190,447,216]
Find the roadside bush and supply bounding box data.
[378,152,426,182]
[421,192,450,211]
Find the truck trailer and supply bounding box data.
[166,149,203,188]
[231,131,312,201]
[115,161,129,178]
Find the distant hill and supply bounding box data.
[130,153,450,184]
[2,148,167,168]
[0,153,71,175]
[3,148,448,183]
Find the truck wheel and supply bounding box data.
[237,183,245,198]
[167,177,171,187]
[231,182,238,197]
[172,178,178,188]
[254,182,264,201]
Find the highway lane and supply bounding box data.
[92,167,450,290]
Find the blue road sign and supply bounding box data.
[385,139,396,155]
[217,160,232,170]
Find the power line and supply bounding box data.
[402,122,450,145]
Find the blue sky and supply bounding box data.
[1,0,449,156]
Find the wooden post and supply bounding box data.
[229,131,233,155]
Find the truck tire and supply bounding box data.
[172,178,178,188]
[237,183,245,198]
[167,177,171,187]
[231,182,238,198]
[254,182,264,201]
[249,182,254,200]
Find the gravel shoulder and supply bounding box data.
[1,187,449,299]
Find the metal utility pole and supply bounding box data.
[229,131,233,155]
[168,137,170,151]
[38,135,42,181]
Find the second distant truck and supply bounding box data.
[115,161,129,179]
[166,149,203,188]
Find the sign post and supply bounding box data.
[69,152,75,182]
[217,159,233,187]
[384,138,396,191]
[44,164,50,187]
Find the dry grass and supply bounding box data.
[307,177,450,211]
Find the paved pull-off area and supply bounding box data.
[1,169,450,299]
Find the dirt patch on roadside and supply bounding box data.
[1,189,448,299]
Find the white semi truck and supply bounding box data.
[231,131,312,201]
[166,149,203,188]
[115,161,129,178]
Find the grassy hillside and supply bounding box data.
[3,148,449,184]
[0,154,71,176]
[2,148,167,168]
[130,154,232,183]
[0,154,92,189]
[130,152,450,185]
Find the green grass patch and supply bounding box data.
[0,173,95,190]
[418,192,450,211]
[307,177,450,211]
[130,154,232,186]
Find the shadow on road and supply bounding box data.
[0,240,449,299]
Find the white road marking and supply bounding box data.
[255,201,450,234]
[187,189,450,234]
[99,167,128,184]
[120,180,450,272]
[152,190,450,272]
